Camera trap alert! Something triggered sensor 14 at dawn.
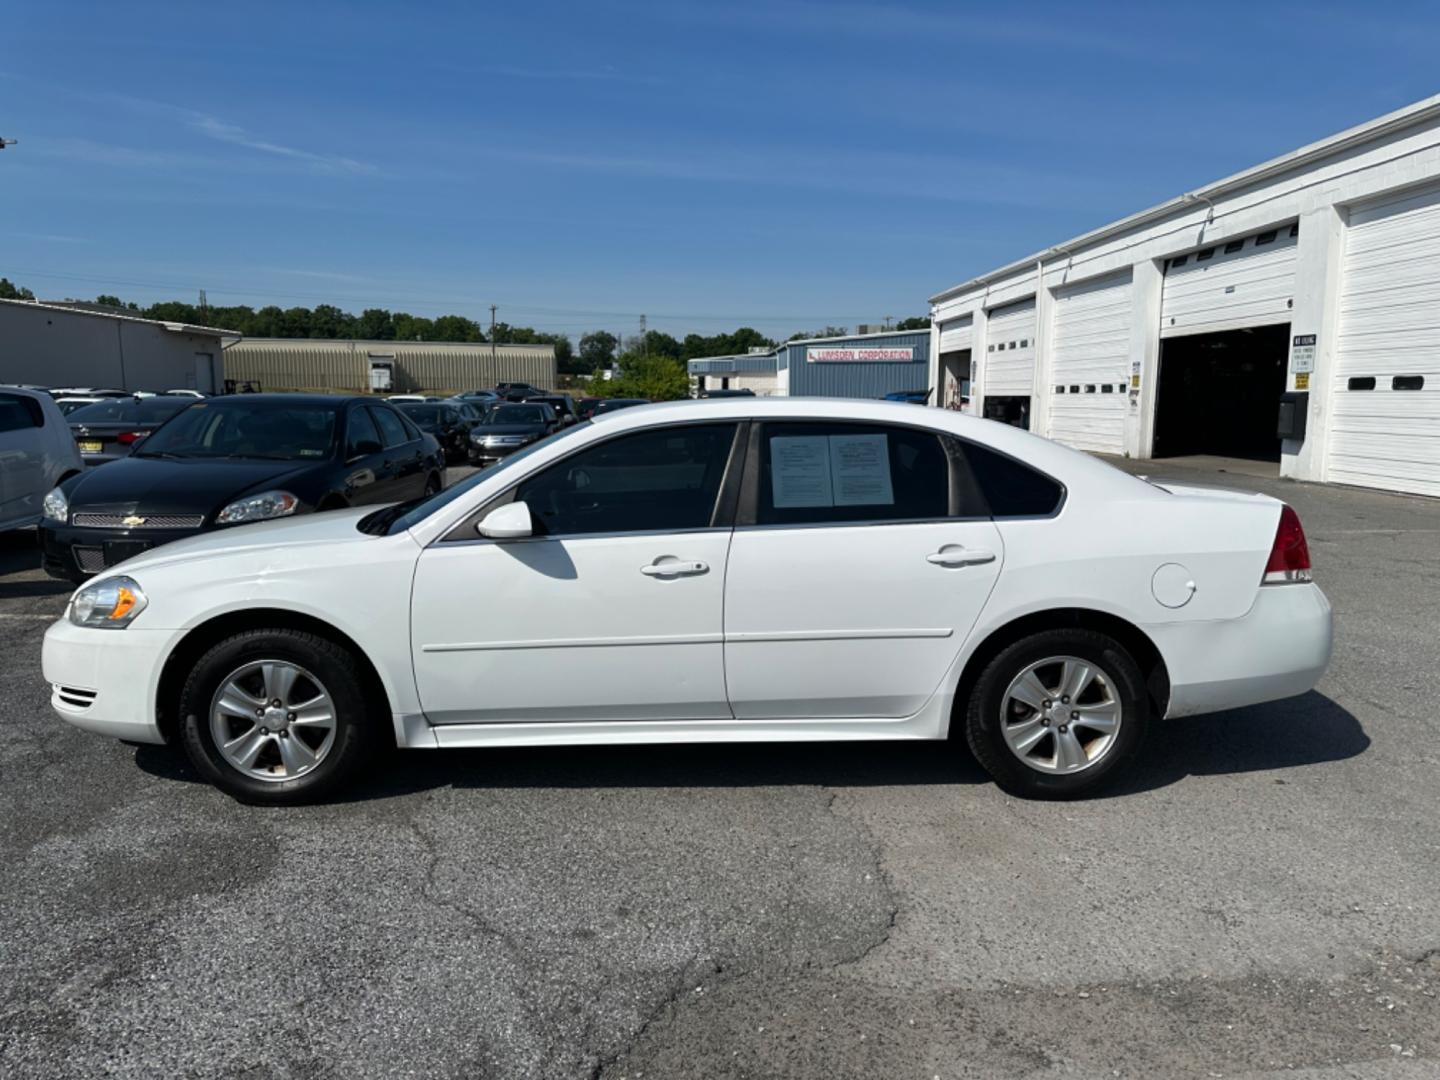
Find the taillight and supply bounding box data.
[1263,505,1312,584]
[116,431,146,445]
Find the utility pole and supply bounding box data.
[489,304,498,370]
[639,314,647,359]
[883,315,893,330]
[198,289,209,323]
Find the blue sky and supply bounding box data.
[4,1,1438,342]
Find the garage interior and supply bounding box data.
[1152,323,1289,462]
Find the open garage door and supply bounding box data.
[1153,324,1288,460]
[1326,183,1440,498]
[1048,270,1131,454]
[1161,225,1298,338]
[982,298,1036,428]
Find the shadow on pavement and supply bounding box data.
[0,529,70,600]
[133,690,1367,803]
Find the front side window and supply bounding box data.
[754,422,955,526]
[515,422,737,536]
[370,406,410,448]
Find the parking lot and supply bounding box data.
[1,458,1437,1079]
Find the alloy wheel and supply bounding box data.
[999,655,1123,774]
[209,660,338,783]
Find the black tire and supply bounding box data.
[963,629,1148,800]
[177,628,380,805]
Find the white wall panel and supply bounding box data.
[982,299,1036,397]
[938,315,973,353]
[1048,271,1132,454]
[1326,182,1440,497]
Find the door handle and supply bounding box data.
[641,559,709,578]
[927,546,996,567]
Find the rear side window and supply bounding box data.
[517,422,737,536]
[0,393,44,432]
[755,422,956,526]
[370,406,410,448]
[346,408,382,456]
[961,441,1064,517]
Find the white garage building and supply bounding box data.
[928,94,1440,498]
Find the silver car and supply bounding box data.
[0,387,84,531]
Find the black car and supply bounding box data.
[454,389,501,407]
[696,388,756,399]
[591,398,650,416]
[41,394,446,583]
[495,381,545,402]
[396,400,473,463]
[523,393,580,427]
[66,395,199,466]
[468,402,558,465]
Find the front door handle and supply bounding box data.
[927,546,996,567]
[641,558,709,578]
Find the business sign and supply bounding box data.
[806,346,915,363]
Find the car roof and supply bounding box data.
[204,393,370,407]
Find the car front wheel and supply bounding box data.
[177,628,379,804]
[963,629,1148,799]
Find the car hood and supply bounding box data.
[92,504,394,578]
[66,456,317,515]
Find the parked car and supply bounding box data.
[697,388,756,399]
[48,387,130,399]
[55,396,104,416]
[591,397,650,416]
[66,395,198,466]
[467,402,558,465]
[883,389,933,404]
[495,382,545,402]
[39,394,445,583]
[523,393,580,427]
[0,388,84,532]
[40,398,1333,804]
[163,389,208,398]
[454,390,501,407]
[396,401,472,463]
[577,396,604,420]
[385,394,440,403]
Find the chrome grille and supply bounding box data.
[72,513,205,529]
[73,547,107,573]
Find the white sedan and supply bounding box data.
[42,399,1332,803]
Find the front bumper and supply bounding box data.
[468,441,534,465]
[1149,582,1334,718]
[42,617,173,744]
[41,522,206,582]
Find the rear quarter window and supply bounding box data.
[961,441,1064,517]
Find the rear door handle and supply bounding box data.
[927,546,996,567]
[641,558,709,578]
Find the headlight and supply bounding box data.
[42,487,68,523]
[69,576,147,629]
[215,490,299,525]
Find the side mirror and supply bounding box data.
[476,500,533,539]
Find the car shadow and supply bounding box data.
[0,529,70,599]
[132,690,1368,803]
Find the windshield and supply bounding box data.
[399,404,443,424]
[135,400,340,459]
[361,421,593,536]
[485,404,546,424]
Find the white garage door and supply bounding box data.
[1048,270,1132,454]
[1326,183,1440,498]
[1161,225,1298,337]
[938,315,973,353]
[983,299,1036,396]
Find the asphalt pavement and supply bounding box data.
[2,458,1438,1079]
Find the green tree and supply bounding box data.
[603,352,690,401]
[894,316,931,331]
[357,308,396,340]
[392,312,437,341]
[786,326,848,342]
[94,293,138,311]
[578,331,618,373]
[431,314,484,342]
[0,277,35,300]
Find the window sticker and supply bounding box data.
[830,433,894,506]
[770,436,834,507]
[769,433,895,509]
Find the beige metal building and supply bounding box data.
[0,298,231,392]
[223,339,557,395]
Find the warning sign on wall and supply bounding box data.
[1291,334,1316,373]
[1295,372,1310,391]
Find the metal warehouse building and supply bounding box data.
[0,299,230,392]
[690,330,930,399]
[223,339,557,395]
[929,94,1440,498]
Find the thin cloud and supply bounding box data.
[15,231,88,245]
[450,61,663,85]
[189,115,375,174]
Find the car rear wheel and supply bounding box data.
[178,628,379,804]
[963,629,1148,799]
